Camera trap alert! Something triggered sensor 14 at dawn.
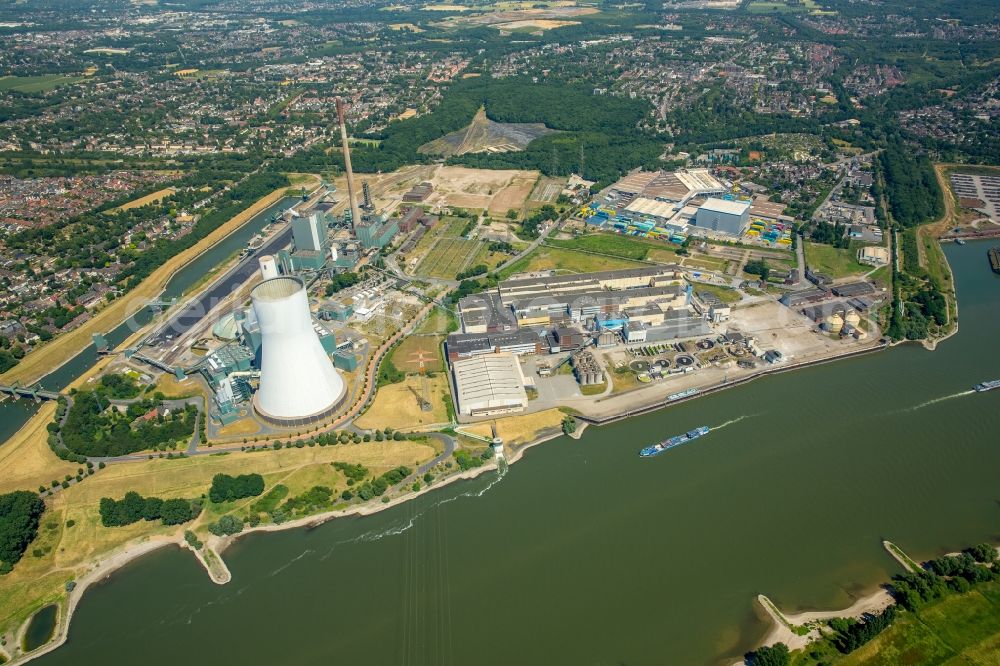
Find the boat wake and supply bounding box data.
[267,548,314,577]
[904,390,974,412]
[713,413,762,431]
[319,463,508,558]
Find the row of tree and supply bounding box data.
[99,491,200,528]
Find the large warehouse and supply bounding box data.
[451,352,529,417]
[692,198,751,237]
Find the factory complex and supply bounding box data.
[581,168,794,248]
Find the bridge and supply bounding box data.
[130,353,179,374]
[0,384,62,402]
[145,298,178,311]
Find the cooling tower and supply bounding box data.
[251,276,345,426]
[258,255,279,280]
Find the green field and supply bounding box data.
[0,75,85,93]
[416,237,482,278]
[790,582,1000,666]
[545,232,676,262]
[498,245,643,279]
[804,241,869,279]
[389,334,444,373]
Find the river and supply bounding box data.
[0,197,296,445]
[31,241,1000,665]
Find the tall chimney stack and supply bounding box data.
[335,97,362,232]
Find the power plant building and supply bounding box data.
[451,352,528,417]
[250,276,346,426]
[692,198,751,236]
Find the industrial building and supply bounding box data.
[250,276,346,426]
[287,213,330,271]
[446,330,543,362]
[496,265,686,327]
[858,246,889,266]
[451,352,528,417]
[691,198,751,237]
[458,291,518,334]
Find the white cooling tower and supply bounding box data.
[251,276,345,425]
[258,255,279,280]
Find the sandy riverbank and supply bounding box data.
[752,587,895,657]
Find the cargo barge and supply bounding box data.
[974,379,1000,393]
[640,426,710,457]
[989,247,1000,275]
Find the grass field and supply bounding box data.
[693,283,743,305]
[0,402,79,496]
[355,374,451,430]
[826,583,1000,666]
[390,334,444,373]
[416,237,482,278]
[0,75,84,93]
[111,187,176,212]
[546,232,673,262]
[499,245,643,279]
[804,241,869,279]
[414,306,460,334]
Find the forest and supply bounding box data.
[878,146,944,228]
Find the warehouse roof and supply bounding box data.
[624,197,677,219]
[452,353,528,410]
[699,198,751,216]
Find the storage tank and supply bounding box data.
[824,313,844,334]
[844,310,861,328]
[258,255,279,280]
[251,277,345,426]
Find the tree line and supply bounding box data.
[99,491,201,527]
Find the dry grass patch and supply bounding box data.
[355,374,451,430]
[112,187,176,211]
[153,372,206,399]
[215,416,260,438]
[0,402,78,495]
[463,408,564,445]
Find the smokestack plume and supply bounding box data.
[335,97,362,232]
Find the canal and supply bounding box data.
[0,197,296,445]
[31,241,1000,665]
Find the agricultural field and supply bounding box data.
[112,187,177,212]
[0,74,84,92]
[499,245,643,278]
[390,334,445,374]
[545,232,675,262]
[804,241,869,279]
[416,237,482,278]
